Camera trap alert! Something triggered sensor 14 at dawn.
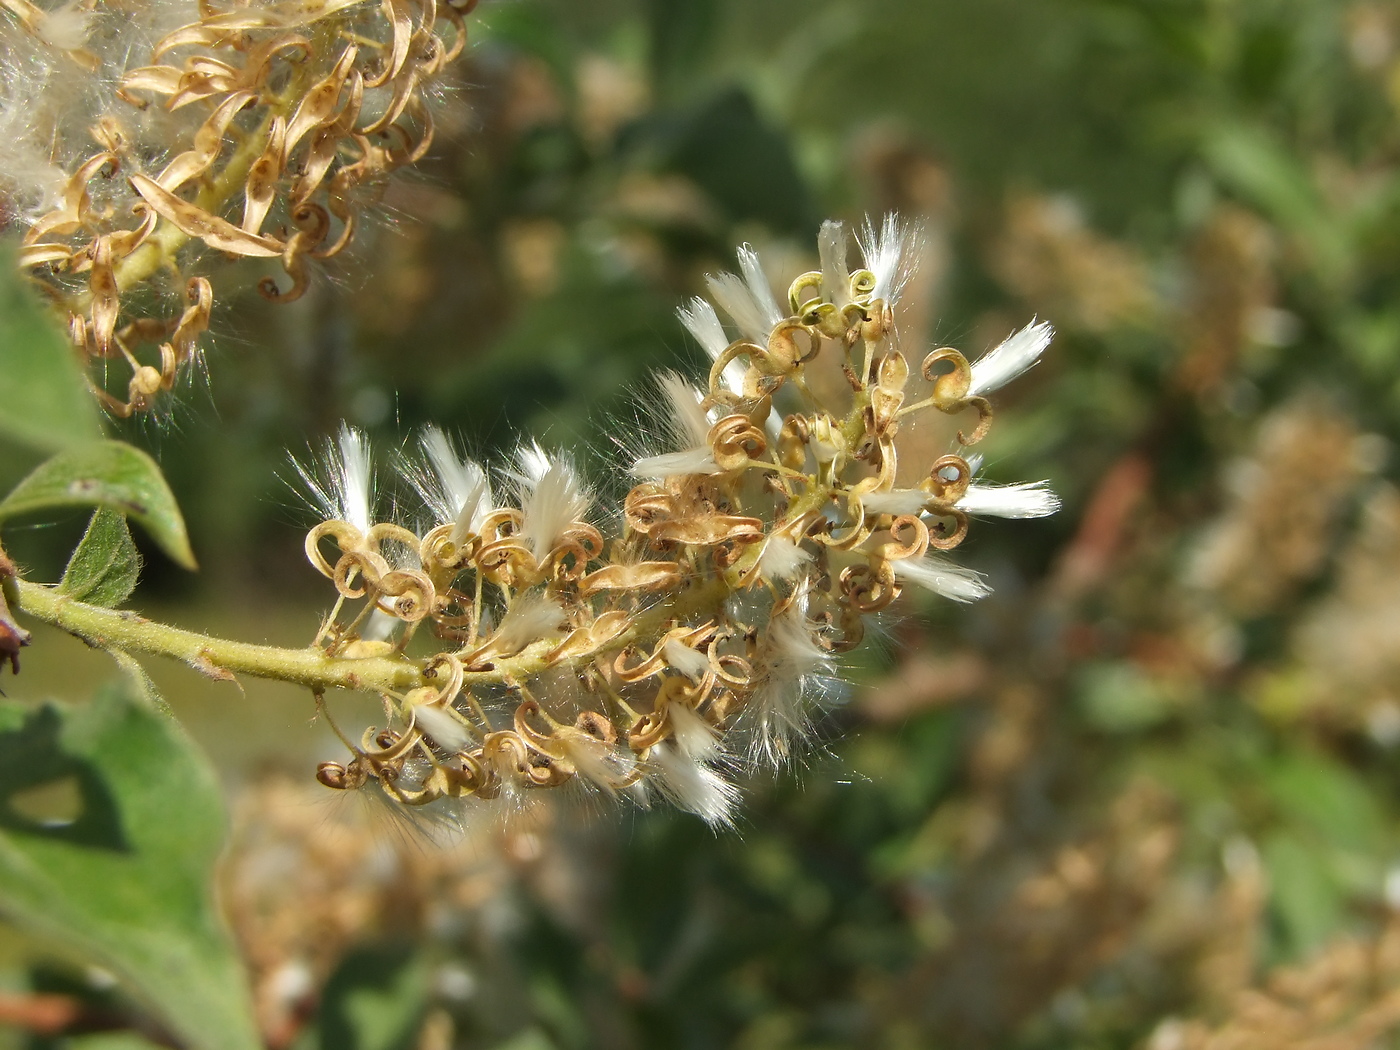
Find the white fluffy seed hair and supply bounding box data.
[678,296,746,394]
[508,442,591,561]
[663,638,712,682]
[1,6,187,220]
[749,587,834,767]
[665,700,722,760]
[411,702,474,754]
[893,554,991,603]
[858,213,924,305]
[361,607,401,643]
[758,535,814,582]
[630,448,723,480]
[491,594,567,653]
[968,319,1054,397]
[819,219,851,308]
[649,742,738,827]
[37,1,94,49]
[736,244,784,328]
[630,371,720,478]
[677,296,728,357]
[657,371,713,447]
[294,423,374,532]
[0,54,68,217]
[571,736,640,795]
[706,259,778,347]
[959,481,1061,519]
[409,425,492,544]
[860,488,929,516]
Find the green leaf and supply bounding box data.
[650,88,814,233]
[318,946,429,1050]
[0,440,196,569]
[0,676,258,1050]
[1262,750,1385,852]
[59,508,142,607]
[1074,661,1178,733]
[1262,831,1344,958]
[67,1035,170,1050]
[1202,122,1353,290]
[488,1030,557,1050]
[0,241,102,452]
[647,0,717,97]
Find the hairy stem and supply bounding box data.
[13,578,426,693]
[11,576,733,697]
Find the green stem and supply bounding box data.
[11,575,734,698]
[13,578,425,694]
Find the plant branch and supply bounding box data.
[10,576,735,697]
[0,546,32,674]
[12,578,425,694]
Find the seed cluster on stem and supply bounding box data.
[297,216,1059,826]
[4,0,473,415]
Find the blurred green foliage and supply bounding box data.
[0,678,257,1050]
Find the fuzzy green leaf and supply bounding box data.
[0,241,102,452]
[318,946,430,1050]
[0,677,259,1050]
[67,1035,170,1050]
[1202,122,1352,289]
[0,440,196,569]
[59,508,142,607]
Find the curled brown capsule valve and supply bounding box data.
[317,759,367,791]
[778,414,810,471]
[304,520,367,579]
[331,548,386,598]
[650,513,764,548]
[880,515,930,561]
[546,610,632,665]
[624,487,675,534]
[377,568,437,623]
[420,522,477,571]
[543,522,605,581]
[870,349,911,436]
[475,536,536,589]
[628,707,671,751]
[925,454,973,503]
[575,710,619,744]
[839,561,899,614]
[482,731,532,779]
[579,561,684,596]
[768,321,820,372]
[921,347,993,445]
[926,509,970,551]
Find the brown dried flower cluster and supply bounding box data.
[893,776,1180,1041]
[3,0,472,415]
[1287,483,1400,735]
[1150,914,1400,1050]
[301,217,1059,825]
[223,773,558,1046]
[1190,397,1380,617]
[989,192,1155,335]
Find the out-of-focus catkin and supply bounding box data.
[2,0,473,415]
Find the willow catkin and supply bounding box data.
[298,217,1060,826]
[2,0,473,415]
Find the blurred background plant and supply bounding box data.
[10,0,1400,1047]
